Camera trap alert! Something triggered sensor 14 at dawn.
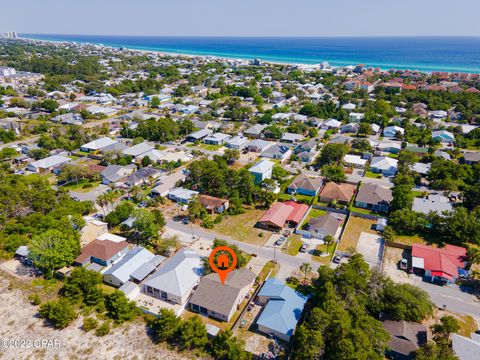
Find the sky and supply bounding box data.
[1,0,479,37]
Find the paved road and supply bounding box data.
[166,220,319,274]
[416,280,480,320]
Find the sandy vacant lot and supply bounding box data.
[0,268,194,360]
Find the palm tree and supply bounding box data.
[300,263,312,282]
[96,193,109,216]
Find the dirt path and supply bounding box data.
[0,272,192,360]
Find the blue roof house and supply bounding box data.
[256,278,308,342]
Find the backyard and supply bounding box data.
[61,179,102,193]
[299,208,327,229]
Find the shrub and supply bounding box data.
[95,321,111,337]
[28,294,41,306]
[82,317,98,332]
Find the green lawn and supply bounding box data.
[284,235,304,256]
[258,261,279,281]
[364,170,383,179]
[214,208,269,246]
[62,179,101,192]
[350,206,383,216]
[412,190,426,198]
[312,243,336,264]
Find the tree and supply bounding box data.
[321,164,346,183]
[209,329,251,360]
[391,184,414,211]
[300,262,312,281]
[358,122,371,136]
[432,316,460,342]
[29,229,80,277]
[141,155,152,167]
[149,309,182,342]
[104,290,138,323]
[415,342,459,360]
[131,208,161,244]
[466,247,480,268]
[61,267,104,306]
[324,235,334,248]
[315,143,348,167]
[178,316,208,350]
[222,149,240,164]
[41,99,59,113]
[39,298,77,329]
[150,96,160,108]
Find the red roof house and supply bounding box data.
[411,244,466,283]
[257,201,308,232]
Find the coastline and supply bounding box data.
[18,34,480,74]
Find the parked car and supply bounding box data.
[275,237,286,246]
[333,254,342,264]
[182,217,190,225]
[399,258,408,270]
[299,243,308,253]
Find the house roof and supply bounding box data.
[463,152,480,163]
[103,247,156,284]
[258,201,308,228]
[198,194,228,210]
[412,243,466,279]
[287,174,323,193]
[189,269,256,316]
[143,248,203,297]
[343,154,367,166]
[122,142,154,157]
[370,156,398,170]
[452,334,480,360]
[244,124,266,135]
[188,128,213,140]
[101,164,136,183]
[29,154,70,170]
[257,278,308,337]
[249,159,274,174]
[82,137,118,151]
[75,239,129,264]
[319,182,356,202]
[356,183,393,205]
[130,255,165,282]
[412,196,453,215]
[247,139,273,151]
[382,320,428,356]
[260,144,291,158]
[308,212,345,236]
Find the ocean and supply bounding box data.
[21,34,480,73]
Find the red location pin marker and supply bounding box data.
[209,245,237,285]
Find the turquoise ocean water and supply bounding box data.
[21,34,480,73]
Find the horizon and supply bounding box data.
[2,0,480,37]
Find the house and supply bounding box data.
[143,248,203,305]
[304,212,345,240]
[286,174,323,196]
[409,162,431,176]
[383,126,404,138]
[52,112,83,125]
[122,142,155,159]
[225,135,248,150]
[101,164,136,185]
[432,130,455,143]
[452,333,480,360]
[80,137,118,153]
[27,154,70,173]
[370,156,398,176]
[340,123,359,134]
[150,171,187,197]
[14,245,30,263]
[321,119,342,130]
[167,187,199,204]
[125,167,162,187]
[80,217,109,246]
[296,149,318,164]
[329,134,351,145]
[349,112,365,122]
[412,194,453,215]
[382,320,428,360]
[377,140,402,154]
[203,132,231,145]
[257,201,309,232]
[355,183,393,213]
[74,239,129,267]
[318,182,356,205]
[189,269,256,322]
[256,278,308,342]
[186,129,213,142]
[411,243,466,284]
[463,151,480,165]
[198,195,229,214]
[248,159,274,184]
[244,124,266,138]
[103,247,158,287]
[343,154,367,168]
[246,139,274,153]
[294,139,317,154]
[280,132,304,144]
[260,144,292,161]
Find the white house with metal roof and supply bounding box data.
[81,137,118,152]
[143,248,203,305]
[249,159,274,184]
[27,154,70,173]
